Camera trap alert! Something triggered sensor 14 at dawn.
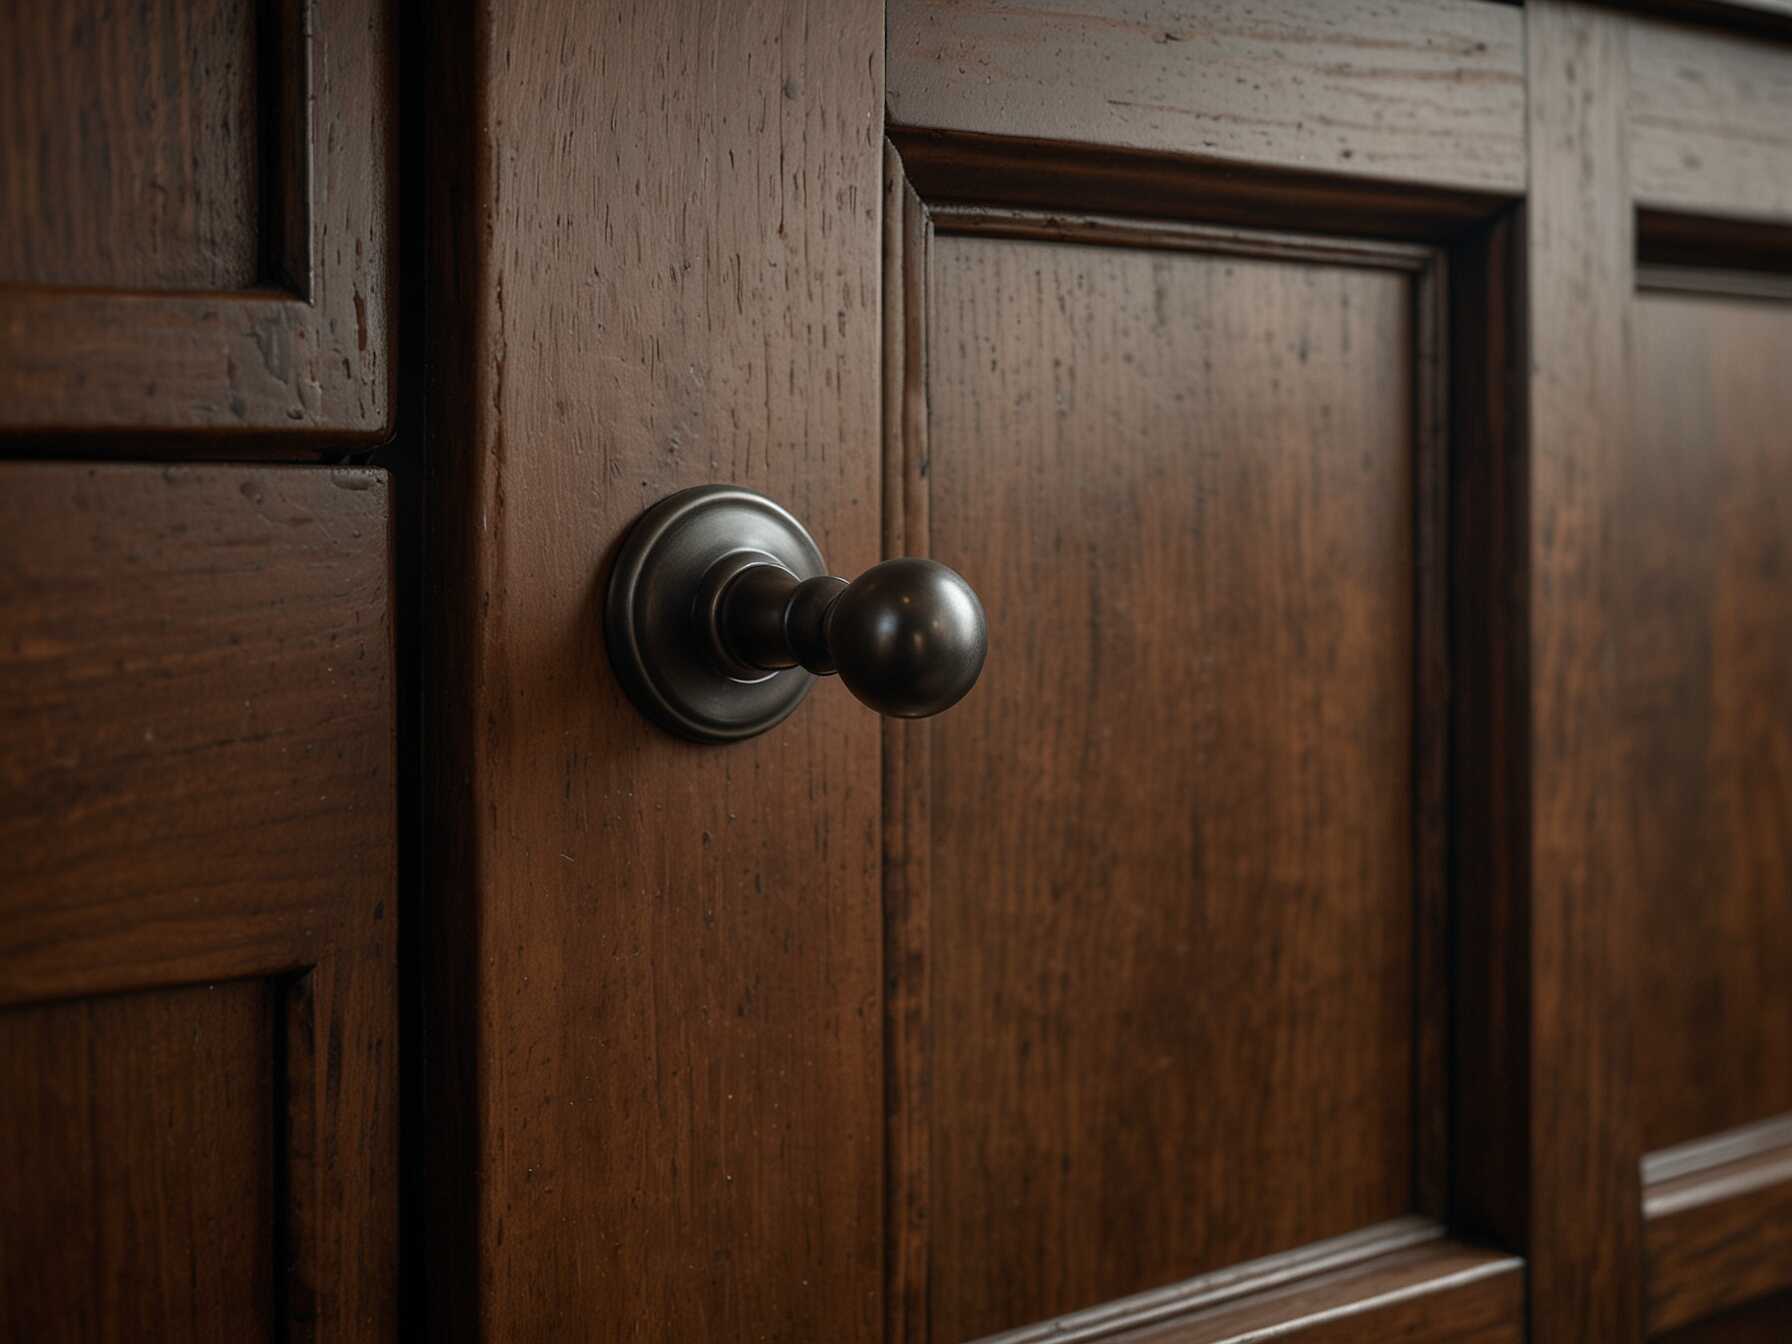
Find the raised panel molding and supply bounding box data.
[0,464,397,1338]
[0,0,392,437]
[0,0,265,292]
[880,135,1523,1342]
[1645,1117,1792,1333]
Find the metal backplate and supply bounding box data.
[604,485,828,743]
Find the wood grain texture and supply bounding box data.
[1630,17,1792,224]
[0,981,277,1343]
[422,1,885,1338]
[1654,1289,1792,1343]
[887,0,1525,194]
[1629,290,1792,1152]
[1645,1129,1792,1332]
[920,220,1435,1340]
[0,463,397,1339]
[1524,5,1643,1340]
[1103,1242,1522,1344]
[0,0,261,290]
[0,466,393,1005]
[883,144,934,1344]
[0,0,392,436]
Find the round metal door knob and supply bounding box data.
[827,558,986,718]
[605,485,987,742]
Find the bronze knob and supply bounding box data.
[606,485,987,742]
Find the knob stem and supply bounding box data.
[714,563,846,676]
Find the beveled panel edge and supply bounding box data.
[1644,1123,1792,1332]
[886,138,1483,1342]
[927,205,1433,272]
[975,1218,1443,1344]
[0,945,327,1016]
[1115,1242,1522,1344]
[1645,1113,1792,1187]
[1637,265,1792,300]
[970,1219,1522,1344]
[890,130,1514,247]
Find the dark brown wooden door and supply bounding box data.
[0,0,399,1338]
[421,1,1792,1340]
[9,2,1792,1342]
[879,4,1526,1338]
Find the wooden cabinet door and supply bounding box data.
[879,4,1536,1339]
[19,1,1792,1342]
[0,1,399,1338]
[415,1,1792,1341]
[1625,19,1792,1342]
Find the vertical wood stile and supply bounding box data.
[1524,5,1644,1339]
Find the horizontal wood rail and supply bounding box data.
[888,0,1524,196]
[1644,1115,1792,1333]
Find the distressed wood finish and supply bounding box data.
[1524,5,1643,1340]
[1644,1122,1792,1333]
[423,1,886,1338]
[0,0,391,436]
[0,982,278,1343]
[0,467,394,1005]
[1629,287,1792,1153]
[0,0,262,290]
[1655,1290,1792,1343]
[912,208,1442,1340]
[0,463,397,1339]
[887,0,1525,195]
[1630,17,1792,224]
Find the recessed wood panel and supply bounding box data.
[1644,1122,1792,1334]
[923,231,1427,1338]
[1630,289,1792,1152]
[0,0,263,291]
[0,464,396,1337]
[0,0,390,436]
[0,980,277,1343]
